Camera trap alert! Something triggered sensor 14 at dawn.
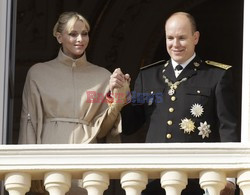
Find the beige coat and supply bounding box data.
[18,50,121,144]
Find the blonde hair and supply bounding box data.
[53,11,90,37]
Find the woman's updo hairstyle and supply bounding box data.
[53,11,90,37]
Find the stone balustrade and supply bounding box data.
[1,143,250,195]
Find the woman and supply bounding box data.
[18,11,127,144]
[18,11,129,195]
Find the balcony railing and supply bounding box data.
[0,143,250,195]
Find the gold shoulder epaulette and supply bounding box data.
[140,60,166,70]
[205,60,232,70]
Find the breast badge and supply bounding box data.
[190,103,204,118]
[179,103,212,139]
[198,121,211,139]
[179,118,195,134]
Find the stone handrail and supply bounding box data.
[0,143,250,195]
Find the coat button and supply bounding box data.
[169,107,174,112]
[167,120,173,125]
[171,96,176,101]
[166,133,172,139]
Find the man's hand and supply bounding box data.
[112,80,130,107]
[220,181,236,195]
[108,68,131,111]
[109,68,131,92]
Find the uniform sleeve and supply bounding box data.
[18,70,43,144]
[121,71,146,135]
[216,68,240,142]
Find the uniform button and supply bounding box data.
[166,133,172,139]
[167,120,173,125]
[197,90,201,94]
[171,96,176,101]
[169,107,174,112]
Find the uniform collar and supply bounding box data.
[177,56,202,80]
[162,61,176,82]
[163,55,202,82]
[57,49,88,68]
[171,53,196,70]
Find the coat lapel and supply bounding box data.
[161,57,202,83]
[177,57,202,80]
[162,61,176,82]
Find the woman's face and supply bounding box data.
[57,20,89,59]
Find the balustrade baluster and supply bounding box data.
[199,171,226,195]
[121,171,148,195]
[160,170,187,195]
[4,172,31,195]
[237,170,250,195]
[44,171,71,195]
[82,171,109,195]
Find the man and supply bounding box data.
[109,12,239,195]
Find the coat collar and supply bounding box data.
[178,56,202,80]
[162,61,176,82]
[57,49,88,68]
[162,56,202,82]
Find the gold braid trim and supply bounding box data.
[205,60,232,70]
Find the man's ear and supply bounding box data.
[194,31,200,45]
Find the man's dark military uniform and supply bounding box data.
[122,56,239,195]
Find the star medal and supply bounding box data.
[198,121,211,139]
[190,103,204,118]
[179,118,196,134]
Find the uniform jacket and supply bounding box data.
[122,56,239,143]
[18,49,121,144]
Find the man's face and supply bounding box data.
[165,14,199,64]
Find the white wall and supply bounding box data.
[0,0,10,144]
[241,0,250,143]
